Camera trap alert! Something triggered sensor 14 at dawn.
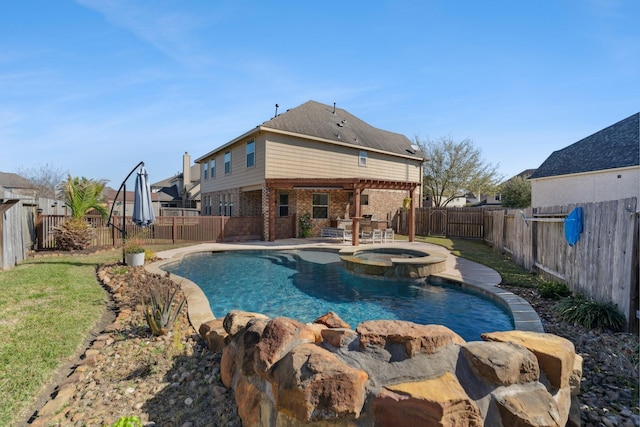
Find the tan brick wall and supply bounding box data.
[362,189,407,223]
[240,190,262,216]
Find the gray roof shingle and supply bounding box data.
[261,100,421,158]
[0,172,36,189]
[529,112,639,179]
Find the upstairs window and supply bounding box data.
[210,159,215,178]
[246,140,255,168]
[312,193,328,219]
[224,151,231,174]
[359,150,367,166]
[203,162,209,180]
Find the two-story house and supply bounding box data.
[196,100,425,242]
[529,113,639,207]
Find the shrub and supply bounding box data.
[123,238,145,254]
[298,213,312,238]
[538,282,572,300]
[555,294,626,332]
[143,285,186,336]
[110,416,142,427]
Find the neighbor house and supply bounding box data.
[151,151,201,215]
[466,169,537,208]
[529,113,639,207]
[196,100,425,242]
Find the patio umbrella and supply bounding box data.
[132,165,155,227]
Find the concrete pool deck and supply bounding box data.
[146,240,544,335]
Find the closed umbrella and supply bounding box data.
[133,165,155,227]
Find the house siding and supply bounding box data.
[530,166,640,207]
[265,134,421,182]
[199,134,266,195]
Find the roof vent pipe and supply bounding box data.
[274,103,279,118]
[333,102,336,114]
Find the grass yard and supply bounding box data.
[395,235,548,288]
[0,250,120,426]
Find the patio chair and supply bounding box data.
[383,228,394,243]
[360,223,373,243]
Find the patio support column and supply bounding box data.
[352,188,361,246]
[408,187,416,242]
[268,186,276,242]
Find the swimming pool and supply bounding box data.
[163,249,513,341]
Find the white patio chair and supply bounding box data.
[383,228,394,243]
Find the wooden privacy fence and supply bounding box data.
[484,197,639,330]
[399,207,488,238]
[37,215,263,249]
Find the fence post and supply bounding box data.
[172,216,177,244]
[220,216,225,242]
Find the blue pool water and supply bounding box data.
[163,249,513,341]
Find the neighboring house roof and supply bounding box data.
[151,163,201,203]
[529,113,639,179]
[196,100,423,162]
[0,171,37,189]
[155,185,180,202]
[103,187,160,203]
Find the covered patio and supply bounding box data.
[264,178,419,245]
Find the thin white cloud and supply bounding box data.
[74,0,218,68]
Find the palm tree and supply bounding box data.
[54,175,108,250]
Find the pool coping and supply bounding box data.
[146,241,544,335]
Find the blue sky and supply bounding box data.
[1,1,638,187]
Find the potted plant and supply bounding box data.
[124,237,146,267]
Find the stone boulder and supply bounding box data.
[223,310,269,336]
[372,372,483,427]
[254,317,317,375]
[199,318,228,353]
[462,341,539,386]
[269,343,369,422]
[357,320,465,357]
[314,311,351,329]
[481,331,575,389]
[321,328,358,349]
[493,383,562,427]
[221,317,269,388]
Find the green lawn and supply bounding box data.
[395,235,548,288]
[0,250,120,426]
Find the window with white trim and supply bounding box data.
[359,150,367,166]
[279,193,289,217]
[246,140,255,168]
[224,151,231,174]
[210,159,215,178]
[312,193,328,219]
[203,162,209,180]
[217,193,233,216]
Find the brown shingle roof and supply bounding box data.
[261,100,420,158]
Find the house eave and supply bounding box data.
[195,127,261,163]
[528,164,639,181]
[194,125,425,164]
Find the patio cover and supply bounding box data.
[265,178,418,245]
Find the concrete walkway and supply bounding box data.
[146,239,544,334]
